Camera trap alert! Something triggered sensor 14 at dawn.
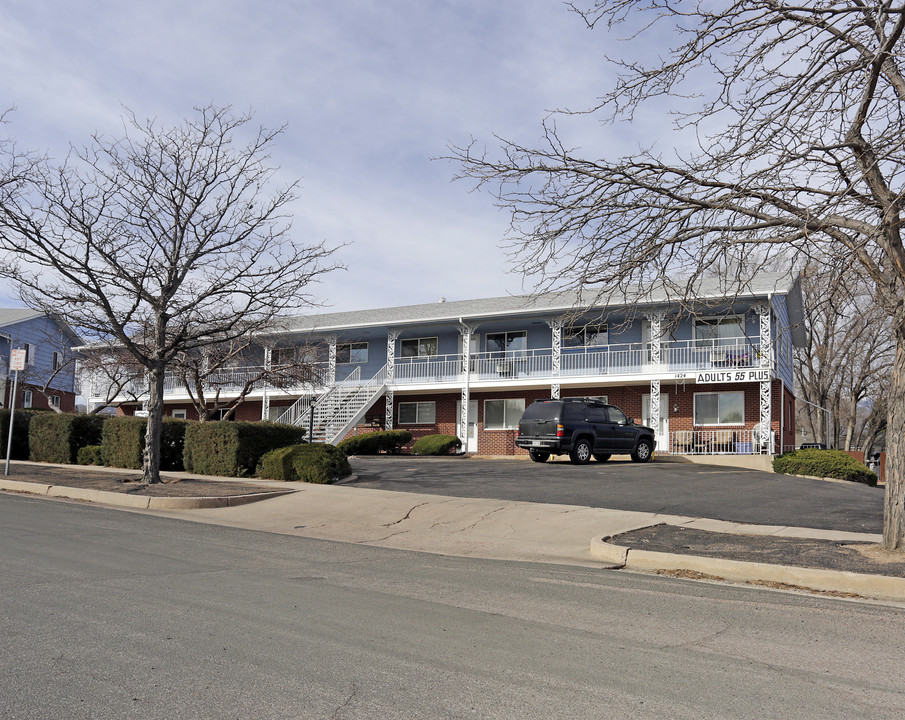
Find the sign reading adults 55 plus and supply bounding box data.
[695,369,771,384]
[10,348,26,372]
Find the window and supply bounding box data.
[694,391,744,425]
[564,324,608,348]
[485,331,527,357]
[336,342,368,364]
[52,351,63,370]
[398,401,436,424]
[400,337,438,358]
[51,395,61,409]
[694,317,744,346]
[24,343,36,366]
[484,398,525,430]
[275,347,296,365]
[171,409,187,419]
[213,409,234,421]
[23,390,33,408]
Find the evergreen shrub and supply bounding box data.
[183,421,305,477]
[773,449,878,486]
[77,445,104,466]
[257,443,351,483]
[336,430,412,455]
[29,413,106,464]
[102,416,188,471]
[412,434,462,456]
[0,408,43,460]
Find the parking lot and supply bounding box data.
[344,456,885,533]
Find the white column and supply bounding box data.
[458,323,476,448]
[261,346,271,421]
[756,303,773,452]
[385,329,398,430]
[546,317,563,399]
[646,311,666,434]
[327,335,337,386]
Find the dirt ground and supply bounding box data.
[616,524,905,578]
[2,462,274,497]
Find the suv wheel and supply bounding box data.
[593,453,611,463]
[528,449,550,463]
[569,439,593,465]
[631,439,653,463]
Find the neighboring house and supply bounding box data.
[0,309,81,414]
[89,272,806,457]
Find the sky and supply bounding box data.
[0,0,651,315]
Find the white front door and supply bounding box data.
[642,393,669,451]
[456,400,479,453]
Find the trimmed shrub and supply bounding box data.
[184,421,305,477]
[773,449,878,486]
[337,430,412,455]
[257,443,351,484]
[0,408,43,460]
[102,416,188,471]
[77,445,105,466]
[412,434,462,456]
[29,413,106,464]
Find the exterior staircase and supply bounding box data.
[275,365,387,444]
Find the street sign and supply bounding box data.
[695,369,771,384]
[10,349,26,372]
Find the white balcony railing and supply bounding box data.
[664,429,774,455]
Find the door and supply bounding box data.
[642,393,669,451]
[456,400,479,453]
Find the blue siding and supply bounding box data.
[2,315,77,393]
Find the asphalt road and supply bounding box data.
[3,493,904,719]
[344,456,885,533]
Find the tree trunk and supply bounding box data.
[883,335,905,551]
[141,362,165,484]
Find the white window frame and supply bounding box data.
[23,389,33,408]
[213,408,235,421]
[398,401,436,424]
[337,342,368,364]
[564,324,608,348]
[694,316,745,346]
[693,391,745,426]
[52,351,63,371]
[483,398,525,430]
[51,395,61,409]
[171,409,187,419]
[24,343,37,366]
[485,331,527,357]
[399,337,439,358]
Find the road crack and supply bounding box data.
[382,502,429,527]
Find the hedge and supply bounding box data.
[102,416,188,471]
[257,443,351,483]
[29,413,106,464]
[77,445,104,466]
[773,449,878,486]
[336,430,412,455]
[412,434,462,456]
[184,421,306,477]
[0,408,44,461]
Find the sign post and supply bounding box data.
[5,348,26,476]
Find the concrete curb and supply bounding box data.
[0,478,296,510]
[590,535,905,602]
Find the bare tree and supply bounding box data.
[451,2,905,550]
[795,264,894,449]
[0,105,340,483]
[169,337,327,422]
[75,347,147,415]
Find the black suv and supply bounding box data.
[515,398,656,464]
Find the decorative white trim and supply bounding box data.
[650,379,660,433]
[385,388,394,431]
[261,347,271,421]
[647,310,667,366]
[459,385,470,447]
[386,328,399,383]
[459,323,477,445]
[546,317,564,377]
[756,303,772,368]
[551,383,560,399]
[327,336,337,385]
[760,380,772,452]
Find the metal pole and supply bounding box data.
[308,403,315,444]
[5,369,19,476]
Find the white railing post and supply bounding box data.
[327,335,337,387]
[756,303,773,453]
[547,317,563,399]
[261,347,271,421]
[458,323,476,449]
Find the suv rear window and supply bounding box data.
[520,402,560,421]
